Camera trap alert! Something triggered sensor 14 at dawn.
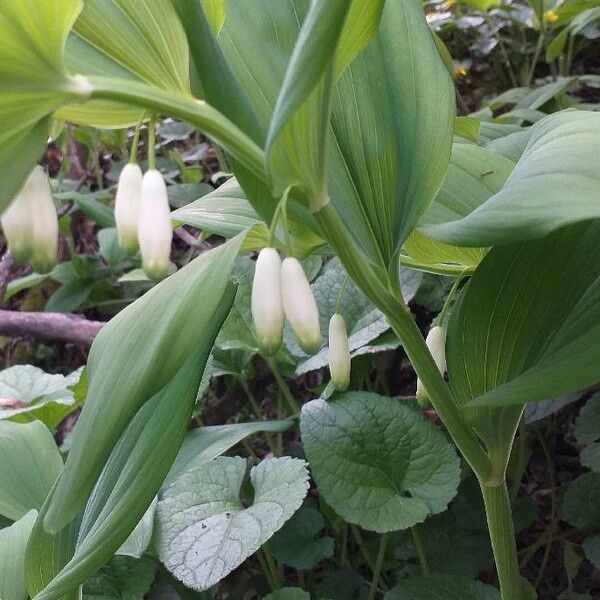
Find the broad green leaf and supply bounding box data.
[58,35,143,128]
[171,179,269,250]
[116,499,157,559]
[0,0,84,208]
[300,393,460,532]
[26,502,80,600]
[404,144,514,275]
[292,259,422,374]
[336,2,385,76]
[385,575,500,600]
[450,222,600,414]
[395,509,493,577]
[32,297,234,600]
[424,111,600,247]
[0,366,84,429]
[73,0,189,93]
[581,444,600,473]
[200,0,225,34]
[576,394,600,473]
[583,534,600,570]
[44,234,246,534]
[560,473,600,527]
[269,505,334,569]
[325,0,455,266]
[316,570,368,600]
[164,419,294,489]
[266,1,350,208]
[546,8,600,62]
[0,511,38,600]
[264,590,310,600]
[217,0,454,266]
[575,393,600,444]
[82,556,155,600]
[156,456,309,591]
[0,422,62,521]
[454,117,481,143]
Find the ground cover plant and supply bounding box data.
[0,0,599,599]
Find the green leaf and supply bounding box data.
[31,300,234,600]
[316,569,368,600]
[164,419,294,489]
[171,180,268,250]
[560,473,600,527]
[546,7,600,62]
[575,393,600,445]
[263,589,310,600]
[116,499,157,559]
[0,0,84,208]
[57,0,191,128]
[395,509,493,577]
[156,456,309,591]
[385,575,500,600]
[269,505,334,569]
[404,144,514,274]
[583,533,600,570]
[423,111,600,247]
[265,1,369,209]
[300,393,460,532]
[200,0,225,34]
[44,234,245,535]
[0,421,62,521]
[0,366,84,429]
[448,222,600,427]
[326,0,455,266]
[581,444,600,474]
[82,556,155,600]
[454,117,481,143]
[0,511,38,600]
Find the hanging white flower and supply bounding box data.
[281,257,322,354]
[416,325,447,403]
[328,313,351,391]
[251,247,285,355]
[28,167,59,274]
[1,179,34,263]
[114,163,143,253]
[138,169,173,281]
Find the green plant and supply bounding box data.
[0,0,599,598]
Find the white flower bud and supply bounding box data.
[416,325,447,403]
[28,167,59,274]
[114,163,142,253]
[138,169,173,281]
[281,257,322,354]
[328,313,351,391]
[1,183,33,263]
[251,248,284,355]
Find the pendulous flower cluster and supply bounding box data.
[251,248,351,391]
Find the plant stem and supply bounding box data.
[480,482,522,600]
[267,357,298,416]
[129,117,144,164]
[368,533,388,600]
[314,203,492,481]
[147,117,156,170]
[237,376,277,454]
[526,33,545,87]
[88,76,265,178]
[410,526,430,576]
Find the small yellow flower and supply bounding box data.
[544,9,559,24]
[453,66,469,79]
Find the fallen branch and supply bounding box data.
[0,310,104,347]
